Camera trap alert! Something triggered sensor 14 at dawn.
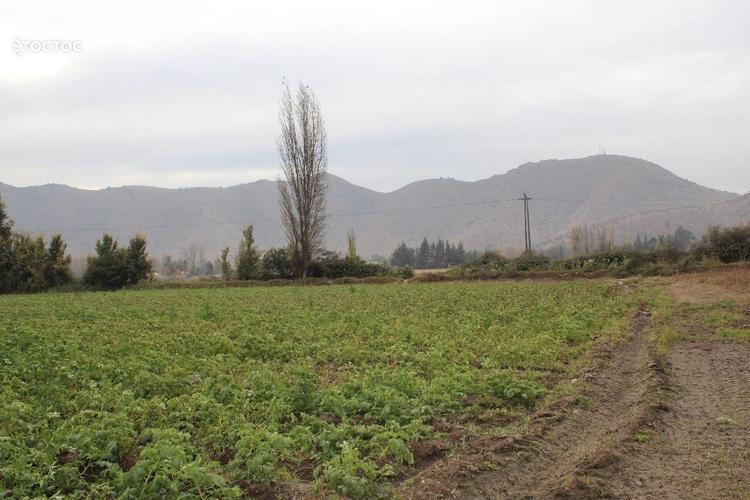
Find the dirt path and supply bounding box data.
[400,274,750,499]
[602,273,750,499]
[400,310,667,499]
[606,339,750,499]
[453,310,668,500]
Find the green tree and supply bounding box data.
[671,226,695,251]
[697,225,750,263]
[633,233,644,252]
[434,239,446,267]
[390,242,415,267]
[83,233,150,289]
[446,241,467,266]
[219,247,232,280]
[0,195,13,292]
[8,234,47,292]
[346,228,359,262]
[125,233,152,284]
[0,197,73,293]
[0,194,11,240]
[236,225,260,280]
[83,234,126,289]
[415,238,430,269]
[261,247,294,279]
[44,234,73,287]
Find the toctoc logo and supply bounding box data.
[11,36,83,56]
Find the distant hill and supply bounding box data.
[0,155,743,259]
[561,191,750,246]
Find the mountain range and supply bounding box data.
[1,155,747,259]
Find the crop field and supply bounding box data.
[0,281,637,498]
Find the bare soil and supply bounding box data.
[398,271,750,499]
[665,266,750,304]
[606,340,750,499]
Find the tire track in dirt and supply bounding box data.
[604,339,750,499]
[597,275,750,499]
[400,309,668,499]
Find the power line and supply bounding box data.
[23,198,520,233]
[18,195,707,234]
[534,196,702,206]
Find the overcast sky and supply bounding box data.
[1,1,749,193]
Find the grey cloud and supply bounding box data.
[0,0,749,192]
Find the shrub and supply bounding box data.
[44,235,73,287]
[83,234,151,290]
[0,195,73,293]
[458,251,509,274]
[695,225,750,263]
[398,265,414,279]
[308,250,390,279]
[510,252,550,271]
[261,247,295,279]
[219,247,232,280]
[2,233,74,293]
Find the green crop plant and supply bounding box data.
[0,280,637,497]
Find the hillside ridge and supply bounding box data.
[0,155,743,258]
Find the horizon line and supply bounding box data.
[0,153,744,196]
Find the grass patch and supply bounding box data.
[716,327,750,341]
[631,430,654,443]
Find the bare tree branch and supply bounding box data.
[277,80,327,280]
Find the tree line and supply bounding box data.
[567,224,696,258]
[0,197,72,293]
[389,238,477,269]
[0,81,332,292]
[214,226,403,281]
[1,194,153,293]
[10,80,745,293]
[2,81,416,291]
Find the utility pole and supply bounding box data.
[519,193,532,253]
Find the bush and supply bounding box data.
[457,251,551,274]
[261,247,295,279]
[5,234,47,292]
[458,252,509,274]
[0,196,74,294]
[510,252,550,271]
[1,233,73,293]
[560,251,659,273]
[695,225,750,263]
[83,234,152,290]
[395,265,414,279]
[308,251,390,279]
